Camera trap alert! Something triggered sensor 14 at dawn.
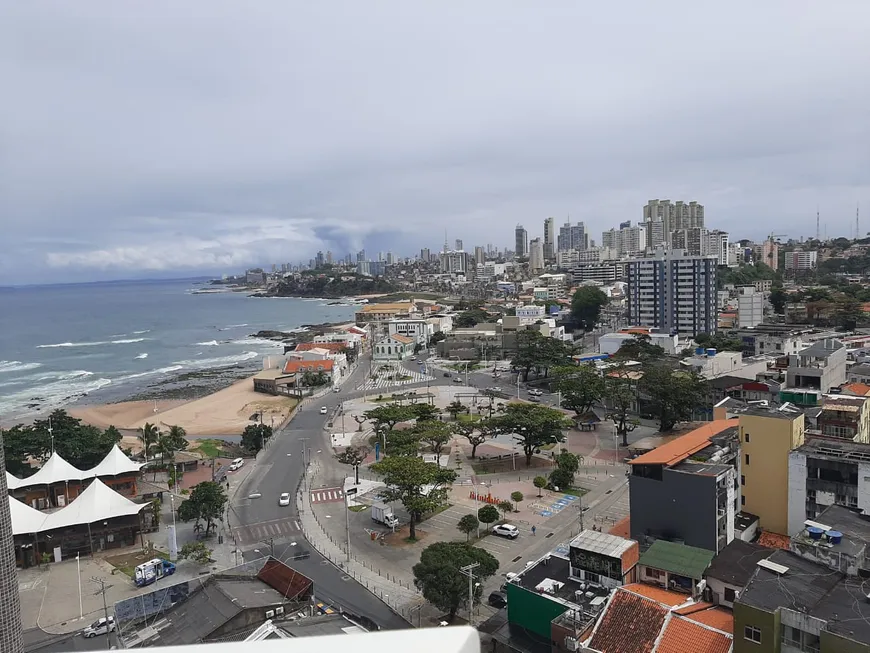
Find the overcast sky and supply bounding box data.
[2,2,868,284]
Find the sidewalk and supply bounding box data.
[296,458,436,625]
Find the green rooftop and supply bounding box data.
[638,540,714,579]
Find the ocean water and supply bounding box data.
[0,278,358,421]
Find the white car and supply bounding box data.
[278,492,291,506]
[228,457,245,471]
[333,386,341,393]
[320,406,328,415]
[82,616,116,638]
[528,389,544,397]
[492,524,519,539]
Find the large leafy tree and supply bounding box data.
[639,364,708,432]
[571,286,609,331]
[371,456,457,540]
[552,364,604,416]
[477,505,499,527]
[414,421,452,466]
[2,410,123,475]
[511,330,544,382]
[363,404,416,432]
[451,422,490,459]
[445,400,466,420]
[457,514,479,541]
[613,334,666,363]
[384,428,424,457]
[335,446,369,485]
[177,481,227,535]
[604,369,639,446]
[413,542,499,622]
[411,403,441,422]
[485,403,571,467]
[241,423,273,453]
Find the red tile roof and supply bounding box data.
[842,382,870,397]
[655,615,732,653]
[281,359,334,375]
[674,603,734,632]
[588,588,668,653]
[628,420,739,467]
[757,530,790,550]
[621,584,689,608]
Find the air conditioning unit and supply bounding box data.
[275,606,285,615]
[564,637,579,651]
[265,610,275,619]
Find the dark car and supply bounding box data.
[443,372,451,377]
[488,591,508,608]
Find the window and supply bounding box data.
[741,475,746,486]
[745,453,750,466]
[744,625,762,644]
[745,432,751,443]
[741,495,746,506]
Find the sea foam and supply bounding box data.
[0,361,43,374]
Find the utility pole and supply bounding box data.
[459,562,480,627]
[345,487,358,562]
[90,577,113,650]
[578,493,584,534]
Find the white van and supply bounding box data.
[229,458,245,471]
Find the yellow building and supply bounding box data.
[354,303,415,323]
[738,405,805,536]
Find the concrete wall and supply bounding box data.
[788,451,809,536]
[741,413,804,536]
[733,602,778,653]
[629,468,717,552]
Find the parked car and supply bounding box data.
[320,406,328,415]
[492,524,519,539]
[82,616,115,638]
[333,386,341,393]
[488,591,508,609]
[528,389,544,397]
[452,377,462,383]
[278,492,291,506]
[229,457,245,471]
[443,372,451,378]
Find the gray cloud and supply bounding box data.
[1,1,868,283]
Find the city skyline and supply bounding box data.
[2,2,869,285]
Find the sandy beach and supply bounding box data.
[70,374,298,436]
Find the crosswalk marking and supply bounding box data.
[233,518,301,544]
[310,487,345,504]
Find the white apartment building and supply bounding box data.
[515,304,547,323]
[570,263,623,284]
[785,249,819,271]
[528,238,545,271]
[387,318,433,346]
[556,249,580,268]
[737,286,765,328]
[601,225,644,256]
[705,230,730,266]
[627,248,718,336]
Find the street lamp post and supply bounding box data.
[76,553,83,619]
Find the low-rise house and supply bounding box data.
[637,540,715,593]
[783,338,847,403]
[733,548,870,653]
[280,359,337,386]
[703,539,771,609]
[584,583,733,653]
[789,504,870,577]
[815,394,870,442]
[290,343,349,376]
[568,530,639,589]
[372,334,415,361]
[386,318,433,346]
[252,368,297,396]
[847,363,870,384]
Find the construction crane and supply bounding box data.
[767,232,787,242]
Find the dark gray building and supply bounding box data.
[629,422,740,554]
[627,247,718,336]
[0,433,23,653]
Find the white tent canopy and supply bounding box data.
[9,478,148,534]
[9,496,49,536]
[6,445,144,489]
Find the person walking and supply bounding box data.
[531,525,536,536]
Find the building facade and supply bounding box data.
[543,217,556,260]
[528,238,545,272]
[514,224,528,258]
[0,434,23,653]
[627,248,718,336]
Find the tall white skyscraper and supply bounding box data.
[543,217,556,260]
[529,238,545,272]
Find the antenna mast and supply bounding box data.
[816,208,820,242]
[858,203,861,240]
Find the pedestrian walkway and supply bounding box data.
[233,516,302,545]
[310,487,344,503]
[297,459,430,625]
[357,363,433,391]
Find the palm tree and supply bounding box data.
[139,422,159,461]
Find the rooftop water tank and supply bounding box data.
[826,530,843,545]
[695,347,705,355]
[706,348,717,357]
[807,526,824,540]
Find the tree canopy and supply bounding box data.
[571,286,609,331]
[412,542,499,621]
[2,409,122,476]
[241,423,273,453]
[485,403,571,466]
[613,334,665,363]
[639,364,708,432]
[363,404,416,432]
[177,481,227,535]
[552,364,604,416]
[371,456,457,539]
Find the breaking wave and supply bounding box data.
[0,361,42,374]
[36,337,147,348]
